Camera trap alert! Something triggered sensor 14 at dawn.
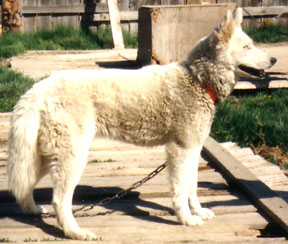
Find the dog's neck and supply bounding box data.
[202,81,218,104]
[180,59,235,103]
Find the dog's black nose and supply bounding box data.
[271,57,277,65]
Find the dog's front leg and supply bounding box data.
[166,143,204,226]
[188,162,215,221]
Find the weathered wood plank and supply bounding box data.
[36,14,52,31]
[22,14,37,33]
[187,0,216,4]
[203,136,288,235]
[21,5,288,18]
[0,193,259,217]
[235,78,288,89]
[0,213,273,243]
[93,11,138,21]
[243,6,288,17]
[0,170,229,202]
[220,141,288,201]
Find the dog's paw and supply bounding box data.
[193,207,215,220]
[23,205,48,215]
[65,228,96,240]
[36,205,48,214]
[179,215,204,226]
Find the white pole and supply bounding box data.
[107,0,125,49]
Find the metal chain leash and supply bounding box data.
[72,162,167,214]
[42,162,166,218]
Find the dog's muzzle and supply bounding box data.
[238,65,266,78]
[239,57,277,78]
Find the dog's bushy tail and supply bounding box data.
[7,89,41,207]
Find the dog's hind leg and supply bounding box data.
[18,160,49,215]
[8,152,49,215]
[8,107,49,215]
[50,131,96,240]
[166,143,204,226]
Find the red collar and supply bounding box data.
[203,81,218,104]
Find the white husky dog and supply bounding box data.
[7,8,276,240]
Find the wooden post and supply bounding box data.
[107,0,124,49]
[2,0,22,32]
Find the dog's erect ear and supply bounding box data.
[210,9,234,44]
[210,7,243,45]
[233,8,243,27]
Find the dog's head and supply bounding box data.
[210,8,276,79]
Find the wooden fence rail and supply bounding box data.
[21,4,108,14]
[20,6,288,17]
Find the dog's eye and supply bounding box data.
[243,45,250,50]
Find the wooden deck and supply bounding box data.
[1,45,288,242]
[0,113,287,243]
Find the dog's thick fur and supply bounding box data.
[7,8,276,240]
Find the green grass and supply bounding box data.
[0,25,137,59]
[89,158,116,163]
[0,67,34,112]
[211,89,288,153]
[245,23,288,43]
[0,66,34,112]
[24,237,38,242]
[0,238,13,243]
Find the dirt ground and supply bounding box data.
[255,42,288,73]
[10,49,138,80]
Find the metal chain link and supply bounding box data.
[42,162,166,218]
